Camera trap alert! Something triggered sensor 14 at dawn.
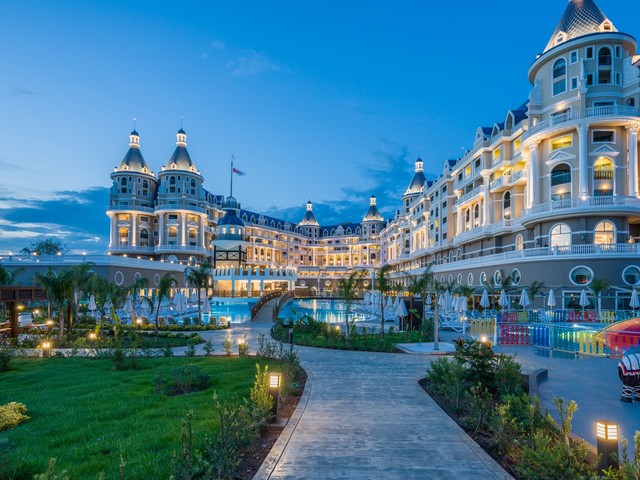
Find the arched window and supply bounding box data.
[553,59,567,95]
[515,234,524,251]
[598,47,612,84]
[473,204,480,227]
[550,223,572,247]
[594,157,614,196]
[503,192,512,220]
[120,177,127,194]
[188,228,197,246]
[551,163,571,187]
[465,208,471,230]
[140,228,149,247]
[594,220,615,245]
[119,227,129,246]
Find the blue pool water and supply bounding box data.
[203,301,255,324]
[278,298,375,325]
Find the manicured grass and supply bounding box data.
[0,356,277,479]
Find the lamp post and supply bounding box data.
[41,341,51,357]
[268,372,282,421]
[596,420,619,472]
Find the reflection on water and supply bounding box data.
[278,299,375,325]
[202,301,255,324]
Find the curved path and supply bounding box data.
[176,300,511,479]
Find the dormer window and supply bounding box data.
[554,32,566,46]
[602,21,612,32]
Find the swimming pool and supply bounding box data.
[278,298,377,325]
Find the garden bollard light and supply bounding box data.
[88,332,97,341]
[41,341,51,358]
[269,372,282,421]
[596,420,619,472]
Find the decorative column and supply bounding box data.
[181,213,187,247]
[529,143,540,207]
[158,214,164,247]
[627,125,639,197]
[481,171,491,226]
[109,215,116,248]
[578,125,589,198]
[131,214,137,247]
[200,216,205,249]
[522,149,531,208]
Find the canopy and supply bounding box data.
[397,298,408,318]
[547,289,557,308]
[480,289,490,308]
[202,298,211,314]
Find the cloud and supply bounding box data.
[11,88,38,96]
[261,141,413,225]
[0,187,110,255]
[211,40,226,50]
[226,50,282,76]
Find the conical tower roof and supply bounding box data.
[164,129,200,174]
[544,0,615,53]
[114,130,153,175]
[299,201,319,226]
[363,195,383,222]
[404,158,427,196]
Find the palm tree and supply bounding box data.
[527,281,546,309]
[109,283,128,341]
[405,268,433,331]
[590,278,610,319]
[337,270,366,340]
[185,261,211,325]
[69,262,95,332]
[375,265,394,337]
[35,269,72,339]
[153,273,176,336]
[0,265,24,322]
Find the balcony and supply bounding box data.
[107,202,155,213]
[522,195,640,225]
[455,186,483,207]
[155,245,208,254]
[108,245,155,254]
[526,105,639,139]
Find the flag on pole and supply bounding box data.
[232,167,246,176]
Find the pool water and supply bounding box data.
[278,299,375,325]
[203,301,255,324]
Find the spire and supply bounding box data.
[544,0,615,53]
[404,157,427,196]
[176,128,187,147]
[300,200,319,226]
[115,128,152,175]
[363,195,383,222]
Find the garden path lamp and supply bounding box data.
[596,420,619,472]
[88,332,97,341]
[269,372,282,421]
[41,341,51,357]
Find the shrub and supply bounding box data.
[223,336,232,356]
[454,340,496,389]
[0,402,30,431]
[494,354,523,397]
[112,345,137,371]
[185,343,197,357]
[0,340,15,372]
[203,339,215,356]
[249,364,273,428]
[155,365,211,396]
[425,358,467,412]
[162,346,174,357]
[257,333,280,359]
[238,335,249,357]
[171,411,207,480]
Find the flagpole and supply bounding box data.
[230,155,234,198]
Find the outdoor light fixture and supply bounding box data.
[237,337,245,346]
[480,336,488,344]
[268,372,282,421]
[136,318,143,325]
[46,320,54,327]
[596,420,619,472]
[41,341,52,357]
[88,332,97,341]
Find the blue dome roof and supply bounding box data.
[405,158,426,196]
[218,209,245,227]
[117,148,150,174]
[166,146,197,172]
[544,0,614,53]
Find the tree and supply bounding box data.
[337,270,366,340]
[129,276,150,318]
[374,265,394,337]
[527,281,546,309]
[108,283,128,341]
[185,261,211,325]
[406,267,434,331]
[153,273,176,336]
[0,265,24,286]
[590,278,610,318]
[35,268,73,339]
[20,238,67,256]
[69,263,95,330]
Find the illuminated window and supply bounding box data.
[493,147,502,161]
[550,223,572,247]
[467,273,474,286]
[168,227,178,245]
[480,272,487,285]
[515,234,524,251]
[465,165,472,177]
[594,220,615,245]
[550,134,573,151]
[594,157,613,180]
[514,137,521,152]
[570,266,593,285]
[119,227,129,246]
[140,229,149,247]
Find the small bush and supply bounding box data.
[426,357,467,412]
[0,341,15,372]
[185,343,197,357]
[238,335,249,357]
[155,365,211,396]
[223,336,232,356]
[494,354,523,397]
[249,364,273,428]
[0,402,30,431]
[203,340,215,356]
[162,346,174,357]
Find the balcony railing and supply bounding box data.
[527,105,639,138]
[523,195,640,217]
[455,186,483,206]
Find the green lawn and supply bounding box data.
[0,356,277,479]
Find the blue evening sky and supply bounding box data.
[0,0,635,254]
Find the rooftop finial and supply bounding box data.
[133,117,137,131]
[180,116,184,130]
